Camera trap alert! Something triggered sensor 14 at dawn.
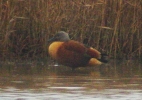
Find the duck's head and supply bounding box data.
[48,31,70,42]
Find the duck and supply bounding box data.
[48,31,108,70]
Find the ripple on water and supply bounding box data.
[0,60,142,100]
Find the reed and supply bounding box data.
[0,0,141,60]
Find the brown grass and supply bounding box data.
[0,0,142,60]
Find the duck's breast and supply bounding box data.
[48,42,64,60]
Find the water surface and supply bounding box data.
[0,60,142,100]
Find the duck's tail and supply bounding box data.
[88,58,102,66]
[98,53,109,63]
[87,53,108,66]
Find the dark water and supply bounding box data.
[0,60,142,100]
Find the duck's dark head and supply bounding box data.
[48,31,70,42]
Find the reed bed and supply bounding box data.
[0,0,141,60]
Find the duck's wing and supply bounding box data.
[63,40,87,54]
[86,47,101,59]
[62,40,101,58]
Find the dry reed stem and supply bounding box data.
[0,0,141,59]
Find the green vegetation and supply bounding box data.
[0,0,141,60]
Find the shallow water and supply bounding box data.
[0,60,142,100]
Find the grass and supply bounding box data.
[0,0,141,60]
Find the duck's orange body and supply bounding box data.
[48,31,107,70]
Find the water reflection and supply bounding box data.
[0,60,142,100]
